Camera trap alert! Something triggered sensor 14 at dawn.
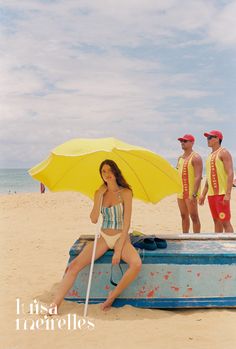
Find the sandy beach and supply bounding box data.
[1,190,236,349]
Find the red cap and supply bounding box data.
[204,130,223,140]
[178,134,195,142]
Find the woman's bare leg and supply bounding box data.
[101,241,142,311]
[51,236,109,311]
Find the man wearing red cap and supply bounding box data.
[177,134,203,233]
[199,130,234,233]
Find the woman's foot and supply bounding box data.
[100,292,115,311]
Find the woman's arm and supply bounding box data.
[90,184,107,223]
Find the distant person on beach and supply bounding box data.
[176,134,203,233]
[199,130,234,233]
[48,159,142,314]
[40,183,45,193]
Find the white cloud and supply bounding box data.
[1,0,234,47]
[0,0,235,167]
[195,108,226,122]
[208,1,236,46]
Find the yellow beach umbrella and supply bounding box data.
[29,137,181,317]
[29,137,181,203]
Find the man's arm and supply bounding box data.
[192,154,203,197]
[199,180,208,205]
[176,156,181,170]
[220,149,234,201]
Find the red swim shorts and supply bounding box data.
[208,195,231,221]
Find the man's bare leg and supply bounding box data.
[177,198,190,233]
[222,221,234,233]
[186,199,201,233]
[213,219,223,233]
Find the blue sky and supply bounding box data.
[0,0,236,168]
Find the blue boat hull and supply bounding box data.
[64,237,236,308]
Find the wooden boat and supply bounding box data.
[64,233,236,308]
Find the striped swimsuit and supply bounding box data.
[101,202,124,230]
[100,200,124,249]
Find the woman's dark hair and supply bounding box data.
[99,159,132,191]
[219,139,222,145]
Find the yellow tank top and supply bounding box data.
[177,152,200,199]
[206,147,227,196]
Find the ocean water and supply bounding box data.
[0,169,40,194]
[0,167,234,195]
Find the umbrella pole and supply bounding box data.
[83,226,99,318]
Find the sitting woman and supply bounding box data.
[49,159,142,313]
